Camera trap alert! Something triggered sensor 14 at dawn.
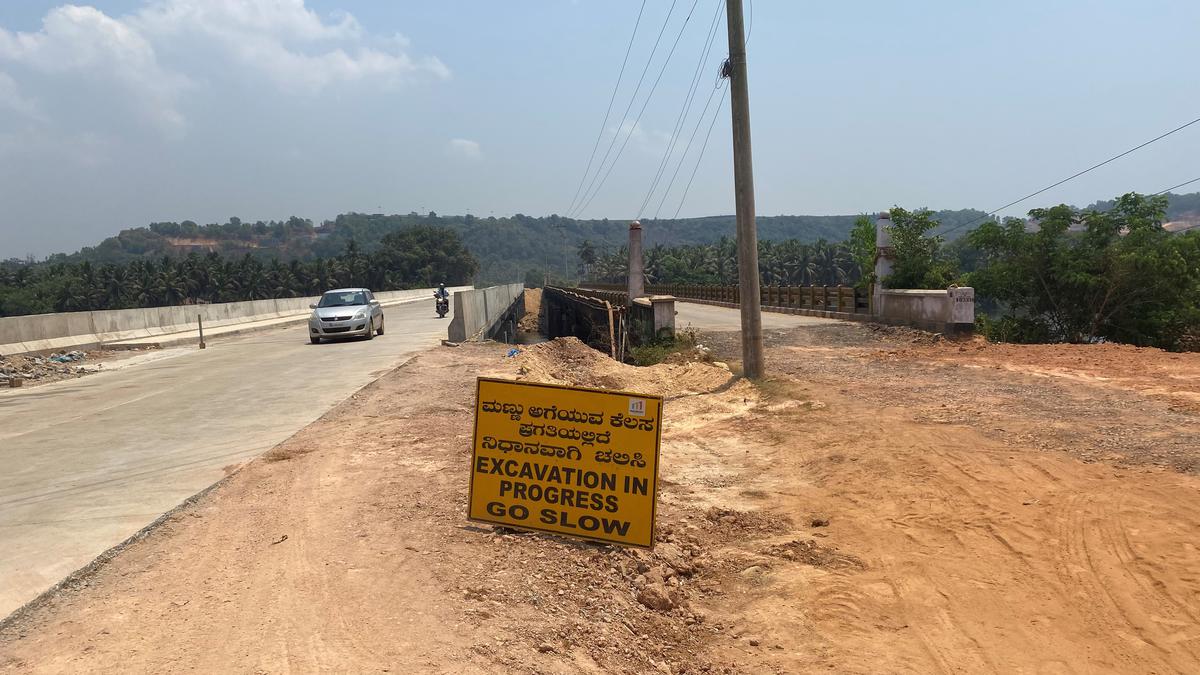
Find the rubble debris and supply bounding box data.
[637,583,675,611]
[0,351,95,387]
[48,350,87,363]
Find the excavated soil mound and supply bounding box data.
[512,337,732,398]
[517,288,541,332]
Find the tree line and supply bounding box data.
[44,209,1001,287]
[0,227,477,317]
[578,237,860,288]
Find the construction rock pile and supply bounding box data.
[0,351,94,386]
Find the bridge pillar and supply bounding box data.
[628,220,645,302]
[873,211,895,315]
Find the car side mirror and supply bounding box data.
[309,304,317,309]
[370,300,380,305]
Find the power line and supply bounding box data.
[937,114,1200,237]
[564,1,648,216]
[636,0,724,218]
[653,77,725,219]
[673,83,730,219]
[568,0,681,218]
[745,0,753,46]
[1154,176,1200,195]
[636,0,723,217]
[572,0,700,218]
[572,0,704,218]
[649,0,754,220]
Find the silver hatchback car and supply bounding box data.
[308,288,384,344]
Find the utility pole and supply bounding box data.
[725,0,764,378]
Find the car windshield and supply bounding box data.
[318,291,367,308]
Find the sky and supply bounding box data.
[1,0,1198,258]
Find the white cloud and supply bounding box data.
[447,138,483,161]
[0,71,41,120]
[0,5,188,133]
[133,0,364,42]
[0,1,449,134]
[130,0,450,93]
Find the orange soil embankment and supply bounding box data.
[3,331,1200,673]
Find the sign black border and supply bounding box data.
[467,377,663,549]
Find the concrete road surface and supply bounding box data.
[0,300,453,618]
[674,301,842,331]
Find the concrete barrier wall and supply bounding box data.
[448,283,525,343]
[877,287,974,334]
[0,286,471,355]
[877,290,946,325]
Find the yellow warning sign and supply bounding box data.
[468,377,662,548]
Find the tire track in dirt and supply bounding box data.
[711,329,1200,673]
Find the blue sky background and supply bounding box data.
[1,1,1198,256]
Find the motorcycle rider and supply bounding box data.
[434,282,450,317]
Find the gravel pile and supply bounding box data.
[0,351,94,386]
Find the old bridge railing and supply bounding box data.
[580,283,870,315]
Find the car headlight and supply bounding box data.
[353,309,368,320]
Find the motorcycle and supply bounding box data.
[435,293,449,318]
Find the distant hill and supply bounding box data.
[53,210,989,284]
[45,192,1200,284]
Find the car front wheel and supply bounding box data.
[376,317,385,336]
